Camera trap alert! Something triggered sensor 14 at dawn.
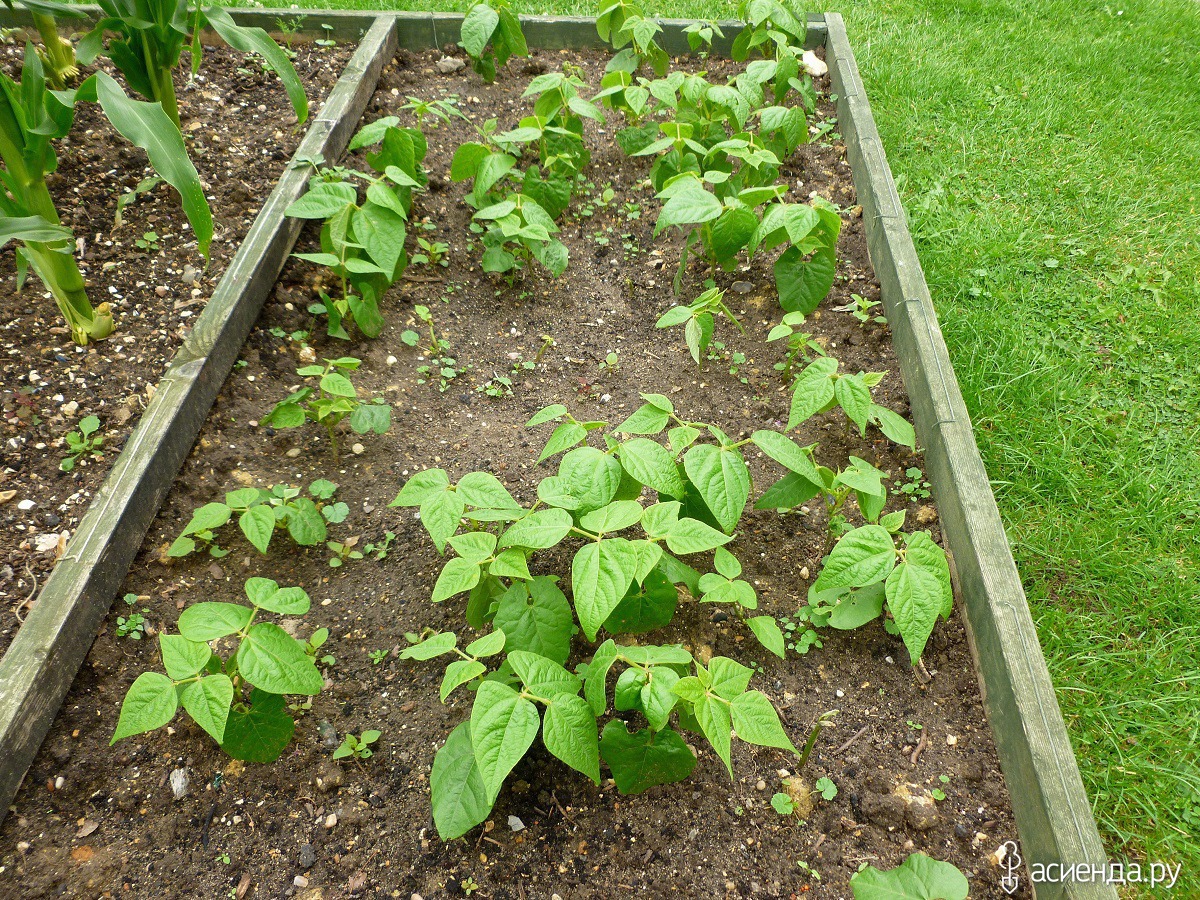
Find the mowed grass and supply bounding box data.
[243,0,1200,884]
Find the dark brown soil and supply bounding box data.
[0,39,352,657]
[0,45,1027,900]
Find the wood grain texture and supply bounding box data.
[0,16,398,827]
[824,13,1114,899]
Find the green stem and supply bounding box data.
[141,31,181,128]
[32,13,77,89]
[14,174,112,345]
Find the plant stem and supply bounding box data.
[141,31,181,128]
[13,171,112,344]
[32,13,77,89]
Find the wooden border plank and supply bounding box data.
[0,14,398,825]
[823,13,1114,899]
[0,7,826,53]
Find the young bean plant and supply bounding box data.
[460,0,529,83]
[263,357,392,459]
[110,578,324,763]
[655,285,745,366]
[286,119,428,338]
[595,0,669,76]
[169,480,349,558]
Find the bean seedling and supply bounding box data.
[263,357,392,459]
[169,480,348,558]
[111,578,325,763]
[655,286,745,367]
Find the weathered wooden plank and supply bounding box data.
[0,7,826,53]
[823,13,1114,899]
[0,15,397,826]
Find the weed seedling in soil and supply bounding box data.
[111,578,324,762]
[767,311,825,382]
[363,532,396,560]
[60,414,102,471]
[771,792,796,816]
[327,538,363,567]
[113,176,161,228]
[169,480,349,558]
[333,730,381,761]
[835,292,886,326]
[116,593,148,640]
[477,375,514,399]
[894,467,932,501]
[263,357,392,459]
[399,95,468,130]
[368,649,388,666]
[304,627,336,668]
[411,236,450,268]
[134,230,159,252]
[815,776,838,800]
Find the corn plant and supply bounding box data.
[0,43,211,344]
[2,0,85,88]
[110,578,325,763]
[76,0,308,130]
[460,0,528,84]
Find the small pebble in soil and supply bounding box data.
[436,57,465,74]
[386,356,397,365]
[324,813,337,829]
[286,448,301,458]
[756,780,766,791]
[169,768,189,800]
[294,875,309,888]
[352,443,365,455]
[732,281,753,293]
[18,499,35,511]
[507,815,525,832]
[299,844,317,868]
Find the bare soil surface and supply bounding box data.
[0,44,1027,900]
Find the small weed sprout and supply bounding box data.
[402,305,465,391]
[835,292,886,326]
[60,415,103,471]
[333,730,381,761]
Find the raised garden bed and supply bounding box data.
[0,9,1113,900]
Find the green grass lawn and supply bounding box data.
[250,0,1200,884]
